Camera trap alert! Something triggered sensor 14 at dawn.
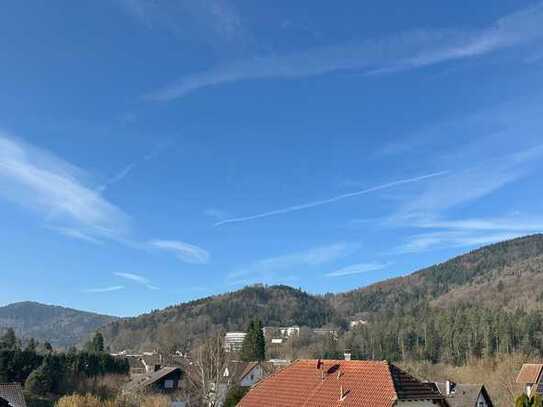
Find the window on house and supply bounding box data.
[164,379,174,389]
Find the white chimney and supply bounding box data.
[344,352,352,361]
[445,380,456,395]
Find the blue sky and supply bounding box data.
[1,0,543,316]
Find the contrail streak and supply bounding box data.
[215,171,449,226]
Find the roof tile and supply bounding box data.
[516,364,543,384]
[237,360,443,407]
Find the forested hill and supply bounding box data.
[4,234,543,351]
[103,285,339,352]
[0,302,117,348]
[103,234,543,352]
[331,234,543,316]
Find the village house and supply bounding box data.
[117,352,187,376]
[263,326,301,338]
[432,381,493,407]
[211,360,279,406]
[516,363,543,397]
[237,359,446,406]
[124,366,183,394]
[0,384,27,407]
[223,361,276,388]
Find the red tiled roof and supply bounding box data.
[237,359,444,407]
[516,364,543,384]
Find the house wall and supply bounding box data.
[477,392,490,406]
[152,370,182,393]
[240,365,264,387]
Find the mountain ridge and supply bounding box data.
[103,234,543,351]
[0,301,118,348]
[332,233,543,316]
[4,234,543,349]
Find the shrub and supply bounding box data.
[54,394,173,407]
[25,367,52,396]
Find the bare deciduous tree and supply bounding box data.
[186,333,232,407]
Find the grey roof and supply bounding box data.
[123,354,187,369]
[125,367,181,392]
[434,382,493,407]
[0,384,27,407]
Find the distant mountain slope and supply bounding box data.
[0,302,118,348]
[13,235,543,351]
[331,234,543,316]
[103,285,339,352]
[102,234,543,352]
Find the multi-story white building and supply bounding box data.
[263,326,300,338]
[224,332,247,352]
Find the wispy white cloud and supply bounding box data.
[395,231,524,254]
[0,132,211,265]
[98,142,170,193]
[390,145,543,225]
[97,163,136,193]
[147,2,543,100]
[375,97,543,164]
[114,272,159,290]
[228,242,355,283]
[149,240,210,264]
[413,216,543,233]
[117,0,248,51]
[84,285,124,293]
[48,227,104,245]
[0,133,129,241]
[325,262,390,277]
[215,172,448,226]
[387,144,543,254]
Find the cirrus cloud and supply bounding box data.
[325,262,390,277]
[147,2,543,101]
[149,239,210,264]
[0,132,129,240]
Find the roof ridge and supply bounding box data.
[386,362,400,402]
[388,363,443,401]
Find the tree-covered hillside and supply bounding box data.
[5,235,543,356]
[103,234,543,357]
[0,302,117,348]
[103,284,339,352]
[331,234,543,316]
